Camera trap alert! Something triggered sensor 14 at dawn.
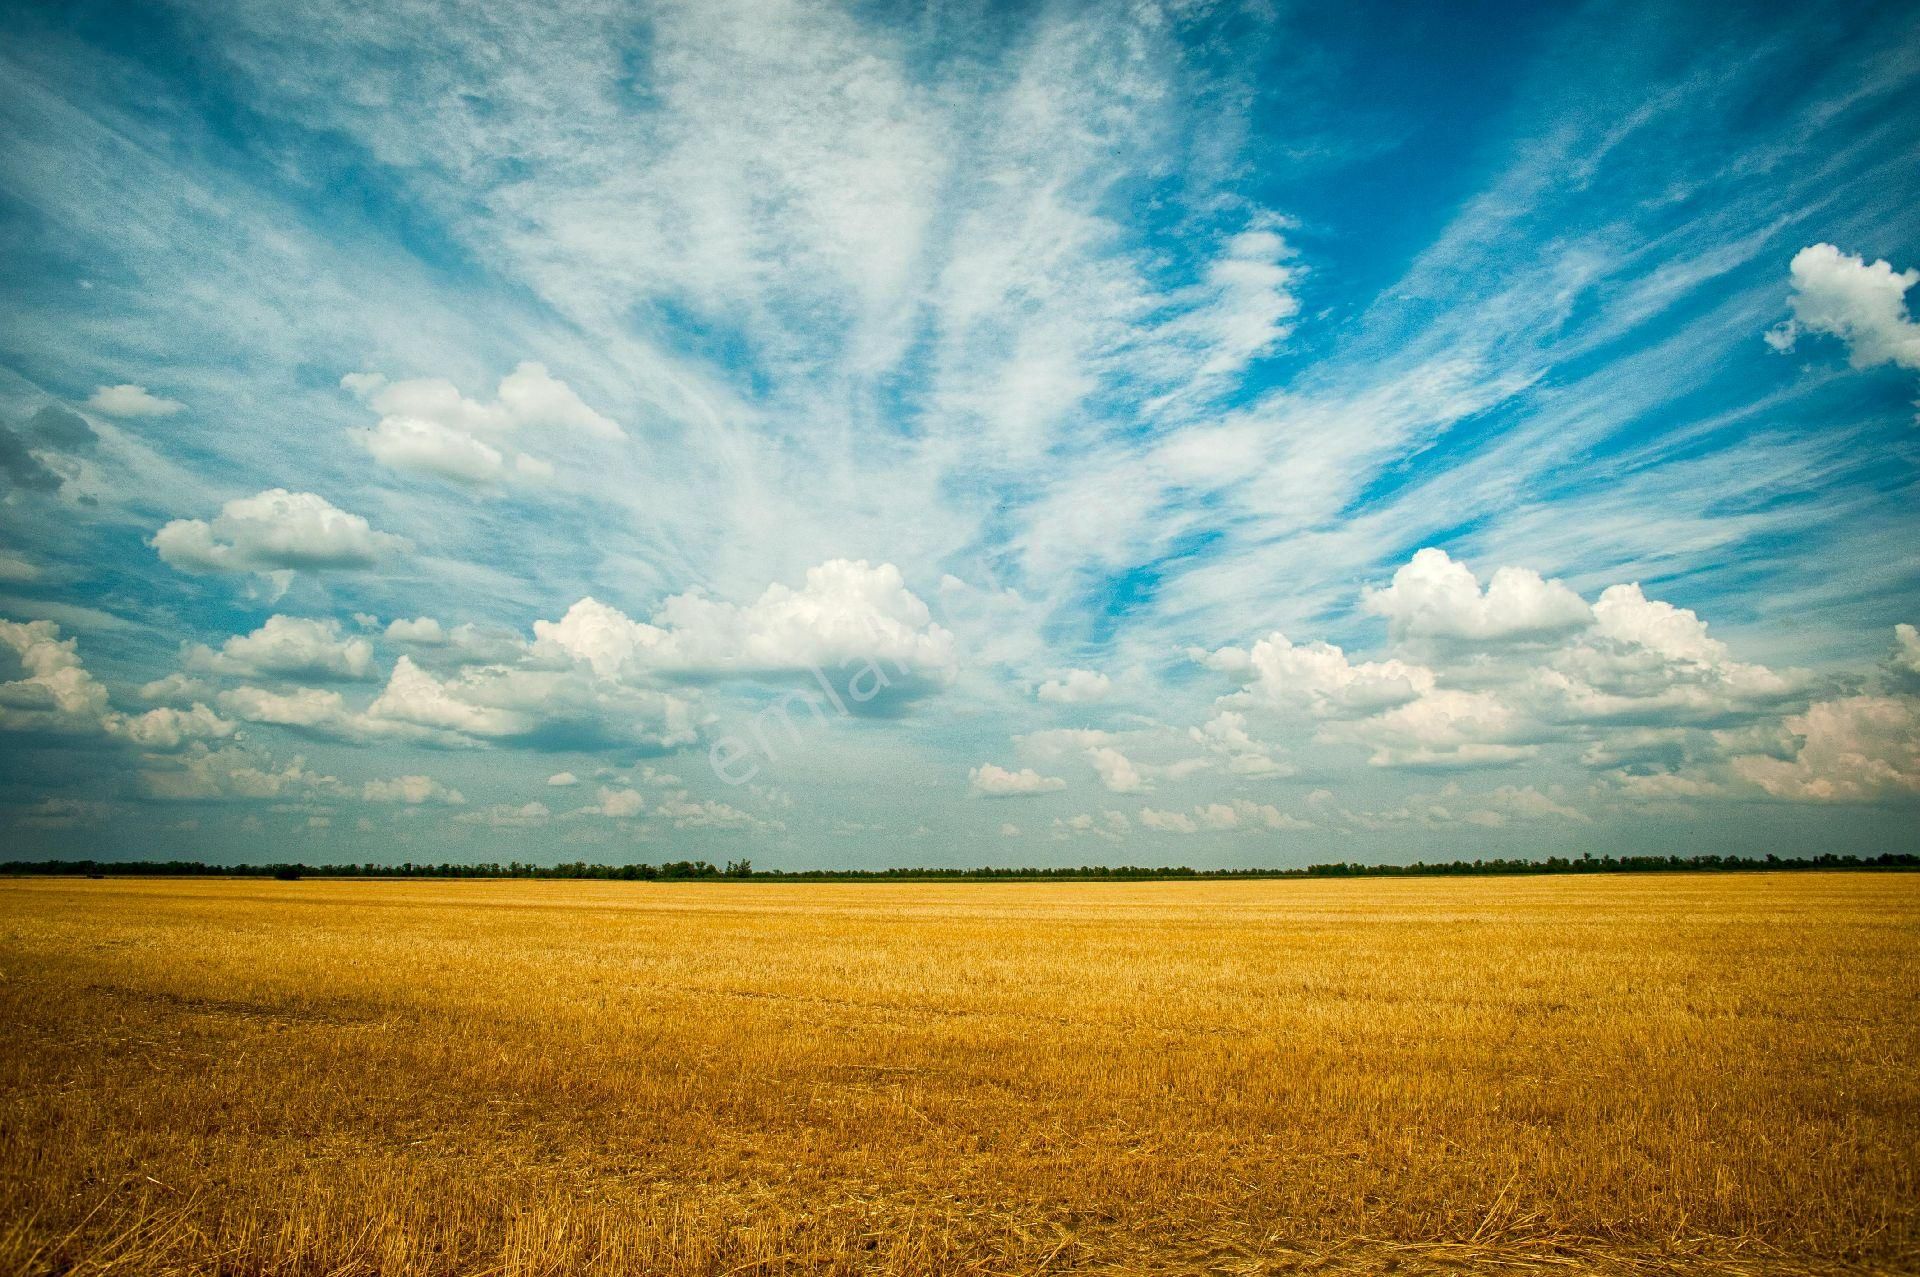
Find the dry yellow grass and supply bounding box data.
[0,873,1915,1275]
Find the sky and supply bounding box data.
[1,0,1917,868]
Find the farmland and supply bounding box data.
[1,873,1915,1274]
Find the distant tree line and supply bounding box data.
[2,852,1915,881]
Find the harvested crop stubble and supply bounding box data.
[0,872,1915,1274]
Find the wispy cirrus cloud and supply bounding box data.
[0,0,1915,864]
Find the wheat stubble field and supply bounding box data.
[0,874,1915,1275]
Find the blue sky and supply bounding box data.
[1,0,1916,867]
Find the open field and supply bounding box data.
[0,874,1915,1275]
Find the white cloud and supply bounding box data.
[1085,745,1147,793]
[0,618,111,734]
[532,597,658,678]
[1362,547,1591,644]
[185,615,378,681]
[214,681,465,748]
[2,619,232,749]
[140,672,216,704]
[547,771,580,787]
[362,655,697,751]
[1337,783,1587,831]
[969,763,1066,797]
[1137,806,1197,833]
[1194,799,1312,831]
[1540,585,1794,723]
[152,489,408,575]
[109,703,235,750]
[1185,226,1301,379]
[364,656,530,739]
[384,617,525,662]
[1197,633,1434,718]
[1732,696,1920,802]
[586,785,644,818]
[1051,810,1132,841]
[140,744,343,803]
[1479,785,1587,823]
[358,415,506,485]
[85,384,185,417]
[533,560,956,700]
[1767,243,1920,371]
[344,362,619,485]
[650,790,776,831]
[1323,686,1535,770]
[1000,822,1021,837]
[1889,623,1920,683]
[385,617,446,645]
[362,775,466,805]
[1036,668,1112,703]
[495,362,623,440]
[1198,550,1803,773]
[1189,710,1292,778]
[454,801,551,828]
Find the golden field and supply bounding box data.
[0,874,1915,1276]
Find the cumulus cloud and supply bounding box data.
[0,618,111,734]
[1539,585,1794,724]
[364,655,697,752]
[575,781,775,831]
[1,619,232,749]
[1137,806,1197,833]
[152,489,408,575]
[547,771,580,787]
[1189,710,1292,777]
[140,744,343,803]
[1195,799,1312,831]
[362,775,467,805]
[1767,243,1920,371]
[385,617,525,662]
[1324,688,1533,770]
[585,785,645,818]
[969,763,1066,797]
[1051,810,1132,841]
[1198,548,1802,774]
[651,790,777,831]
[1336,783,1588,831]
[454,801,551,828]
[109,703,235,750]
[363,657,532,739]
[185,615,378,681]
[1086,745,1148,793]
[386,617,446,645]
[344,362,619,486]
[1218,801,1307,831]
[1362,547,1591,645]
[1888,623,1920,689]
[1036,668,1112,703]
[1197,633,1434,718]
[1732,696,1920,802]
[533,560,956,708]
[85,384,185,417]
[140,672,216,704]
[1016,725,1216,793]
[358,416,507,485]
